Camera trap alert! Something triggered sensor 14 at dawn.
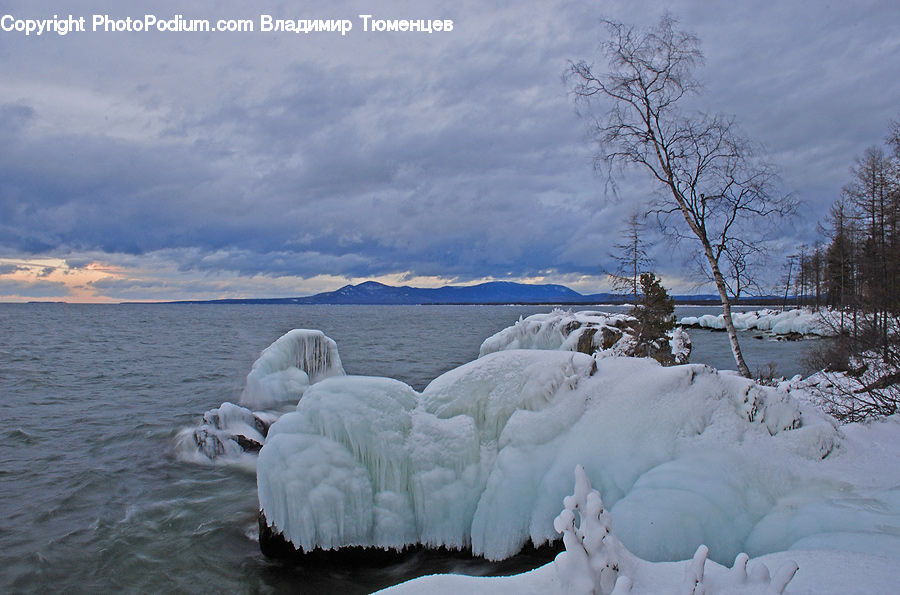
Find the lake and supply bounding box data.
[0,303,821,592]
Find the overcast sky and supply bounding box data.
[1,0,898,302]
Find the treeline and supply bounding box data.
[795,122,899,323]
[790,120,899,419]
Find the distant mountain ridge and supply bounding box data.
[163,280,723,305]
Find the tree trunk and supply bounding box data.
[701,237,753,377]
[666,182,753,378]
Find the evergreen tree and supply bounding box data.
[632,272,675,344]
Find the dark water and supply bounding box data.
[0,303,818,592]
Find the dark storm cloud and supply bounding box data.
[1,0,898,298]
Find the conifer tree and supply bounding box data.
[632,272,675,346]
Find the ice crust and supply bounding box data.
[256,349,880,563]
[241,329,345,409]
[678,308,838,337]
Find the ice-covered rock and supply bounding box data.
[241,329,345,409]
[668,326,692,365]
[257,351,852,563]
[678,309,838,338]
[179,329,345,463]
[479,310,639,357]
[479,309,690,365]
[183,402,276,459]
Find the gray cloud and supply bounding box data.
[0,279,70,297]
[0,264,27,274]
[0,0,898,298]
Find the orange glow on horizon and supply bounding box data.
[0,258,124,303]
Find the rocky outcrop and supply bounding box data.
[480,309,690,365]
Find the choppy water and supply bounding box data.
[0,303,819,592]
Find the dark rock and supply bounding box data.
[598,326,623,350]
[576,328,598,354]
[258,510,563,572]
[253,415,270,437]
[234,434,263,452]
[193,428,225,457]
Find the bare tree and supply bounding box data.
[607,210,652,304]
[567,15,794,377]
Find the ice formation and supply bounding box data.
[678,309,838,338]
[256,349,865,563]
[379,442,900,593]
[552,466,797,595]
[180,329,345,462]
[479,309,691,364]
[241,329,345,409]
[188,401,276,459]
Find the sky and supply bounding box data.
[1,0,898,302]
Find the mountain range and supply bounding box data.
[165,280,722,305]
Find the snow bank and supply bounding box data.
[479,309,690,364]
[257,350,858,563]
[241,329,345,409]
[678,309,837,337]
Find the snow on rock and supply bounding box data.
[678,309,837,338]
[478,310,638,357]
[257,350,854,564]
[668,326,692,365]
[176,401,278,462]
[241,329,345,410]
[479,309,690,364]
[179,329,345,463]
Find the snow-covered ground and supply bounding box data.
[678,308,839,337]
[782,350,899,422]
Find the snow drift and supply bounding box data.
[257,349,858,563]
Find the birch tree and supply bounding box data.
[567,15,794,377]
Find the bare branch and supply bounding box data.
[566,15,797,377]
